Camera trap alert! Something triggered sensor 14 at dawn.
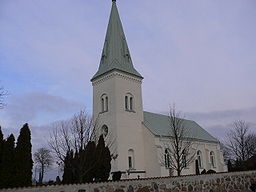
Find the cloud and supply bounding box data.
[1,0,256,116]
[185,107,256,140]
[206,122,256,144]
[30,124,53,151]
[186,106,256,125]
[2,92,84,127]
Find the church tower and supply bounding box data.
[91,0,146,178]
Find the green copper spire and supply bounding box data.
[91,1,143,81]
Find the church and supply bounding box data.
[91,0,227,179]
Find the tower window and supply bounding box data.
[105,96,108,111]
[101,94,108,112]
[128,149,134,169]
[125,96,128,110]
[128,156,132,169]
[101,98,104,112]
[125,93,134,111]
[130,97,133,110]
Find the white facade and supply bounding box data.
[92,71,146,178]
[91,1,227,179]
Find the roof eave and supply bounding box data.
[91,69,143,82]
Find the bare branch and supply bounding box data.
[0,86,7,109]
[226,120,256,162]
[160,104,196,176]
[48,109,116,165]
[34,148,53,183]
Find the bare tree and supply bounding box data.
[0,86,7,109]
[34,148,53,184]
[48,110,116,164]
[162,105,196,176]
[226,120,256,162]
[48,110,96,163]
[246,133,256,157]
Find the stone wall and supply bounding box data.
[1,171,256,192]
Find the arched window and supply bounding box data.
[101,98,104,112]
[210,151,215,167]
[197,150,203,168]
[105,96,108,111]
[164,149,170,168]
[125,93,134,111]
[101,125,108,137]
[100,94,108,112]
[125,96,128,110]
[130,97,133,110]
[128,149,135,169]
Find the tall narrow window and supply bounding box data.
[125,96,128,110]
[164,149,170,168]
[128,149,134,169]
[105,96,108,111]
[197,150,202,168]
[101,94,108,112]
[130,97,133,110]
[182,150,187,168]
[128,156,132,169]
[125,93,134,111]
[101,98,104,112]
[210,151,215,167]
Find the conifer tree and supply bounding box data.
[62,135,111,184]
[0,134,16,188]
[82,141,96,182]
[62,150,75,184]
[15,123,33,187]
[94,135,111,181]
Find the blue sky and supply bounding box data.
[0,0,256,179]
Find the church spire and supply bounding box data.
[91,0,142,81]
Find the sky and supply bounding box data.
[0,0,256,180]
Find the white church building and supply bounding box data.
[91,0,227,179]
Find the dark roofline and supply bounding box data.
[91,68,144,82]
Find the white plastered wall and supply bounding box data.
[150,137,227,177]
[92,71,146,179]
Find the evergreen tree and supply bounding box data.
[101,146,111,180]
[94,135,111,181]
[0,134,16,188]
[62,150,75,184]
[15,123,33,187]
[82,141,96,182]
[62,135,111,184]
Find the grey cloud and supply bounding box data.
[185,107,256,140]
[186,107,256,122]
[3,92,84,126]
[206,122,256,142]
[30,124,52,151]
[205,124,232,141]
